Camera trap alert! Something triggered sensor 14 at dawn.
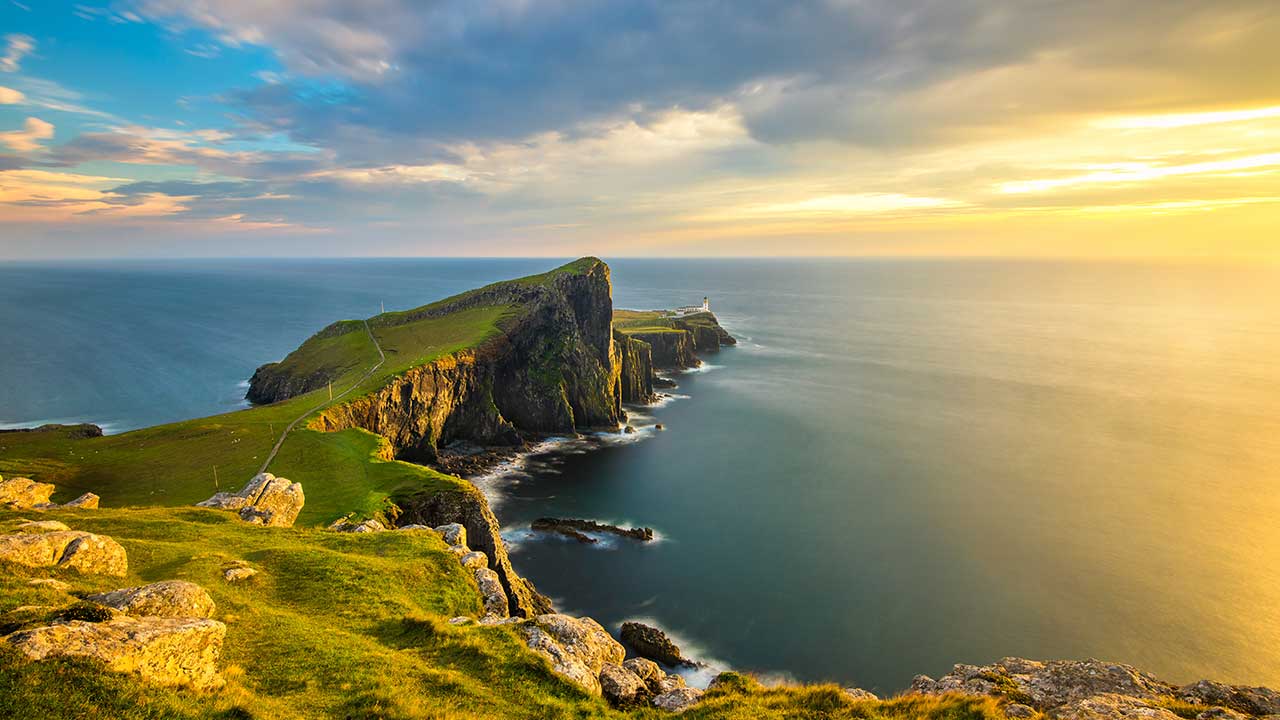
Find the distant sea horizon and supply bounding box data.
[2,257,1278,693]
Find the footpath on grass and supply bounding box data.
[257,319,386,476]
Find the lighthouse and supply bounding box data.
[702,296,710,312]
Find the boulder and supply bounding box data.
[910,657,1174,710]
[1050,694,1182,720]
[600,662,650,706]
[1178,680,1280,717]
[435,523,467,548]
[0,530,127,576]
[653,687,704,713]
[460,551,488,570]
[222,566,257,583]
[16,520,70,533]
[620,621,691,667]
[519,614,626,696]
[843,687,880,701]
[197,473,303,528]
[398,524,433,531]
[474,567,509,619]
[85,581,215,619]
[329,517,385,533]
[6,616,226,690]
[624,657,663,689]
[62,492,100,509]
[656,673,688,694]
[0,477,55,509]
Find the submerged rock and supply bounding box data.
[0,476,55,509]
[519,614,625,696]
[620,621,691,667]
[6,616,226,690]
[0,529,127,576]
[85,581,215,619]
[531,518,654,543]
[197,473,304,528]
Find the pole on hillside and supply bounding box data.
[328,382,333,401]
[213,465,219,491]
[381,300,385,314]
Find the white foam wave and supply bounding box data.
[236,379,251,389]
[679,363,722,374]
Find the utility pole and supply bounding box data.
[380,300,385,314]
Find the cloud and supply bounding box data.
[0,85,22,104]
[0,34,34,73]
[0,116,53,152]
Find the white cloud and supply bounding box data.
[0,34,34,73]
[0,85,23,104]
[0,116,53,152]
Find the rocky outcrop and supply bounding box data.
[911,657,1280,719]
[653,687,704,713]
[398,486,550,618]
[85,581,216,619]
[0,528,127,576]
[6,616,226,690]
[518,614,625,696]
[197,473,304,527]
[61,492,100,509]
[614,330,656,403]
[531,517,654,543]
[0,476,55,509]
[600,663,650,706]
[621,621,692,667]
[474,567,509,620]
[627,331,699,370]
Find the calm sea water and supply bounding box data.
[2,258,1278,693]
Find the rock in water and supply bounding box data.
[0,529,127,576]
[6,616,226,690]
[85,581,216,619]
[620,621,691,667]
[0,476,55,509]
[197,473,304,527]
[519,614,625,696]
[599,662,650,706]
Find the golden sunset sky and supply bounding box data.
[0,1,1276,259]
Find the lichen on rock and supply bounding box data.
[197,473,304,527]
[0,528,127,576]
[518,613,625,696]
[85,580,216,619]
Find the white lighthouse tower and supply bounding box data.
[702,296,710,312]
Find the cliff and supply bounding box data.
[612,309,735,370]
[613,329,656,403]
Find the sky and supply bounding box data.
[0,0,1277,260]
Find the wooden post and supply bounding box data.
[213,465,219,491]
[328,382,333,401]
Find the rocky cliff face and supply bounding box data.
[628,331,699,370]
[614,330,656,404]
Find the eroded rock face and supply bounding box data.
[0,529,127,576]
[197,473,304,527]
[600,662,650,706]
[621,621,691,667]
[0,476,56,509]
[474,567,509,620]
[85,581,215,619]
[615,330,656,404]
[6,616,226,690]
[627,331,699,370]
[519,614,625,696]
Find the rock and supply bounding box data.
[459,551,488,569]
[0,477,55,509]
[398,524,433,531]
[843,687,880,701]
[197,473,303,528]
[910,657,1174,710]
[655,423,664,430]
[27,578,71,592]
[62,492,100,509]
[447,616,475,626]
[6,615,226,690]
[623,425,636,434]
[85,581,215,619]
[329,518,385,533]
[624,657,663,688]
[531,517,654,542]
[435,523,467,548]
[1006,704,1036,718]
[600,663,650,706]
[653,687,704,713]
[474,567,509,619]
[222,566,257,583]
[1178,680,1280,717]
[1195,709,1251,720]
[519,614,625,696]
[621,621,691,667]
[16,520,70,533]
[1050,694,1182,720]
[0,530,127,576]
[656,673,688,694]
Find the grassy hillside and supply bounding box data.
[0,507,1014,720]
[612,310,723,336]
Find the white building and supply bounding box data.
[675,297,710,315]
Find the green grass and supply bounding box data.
[611,309,718,336]
[0,506,1022,720]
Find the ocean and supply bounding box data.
[2,257,1278,693]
